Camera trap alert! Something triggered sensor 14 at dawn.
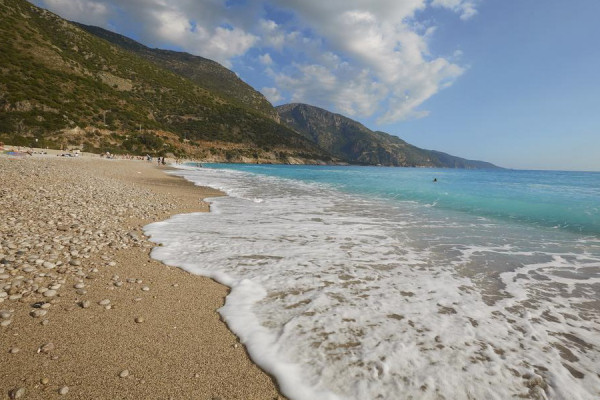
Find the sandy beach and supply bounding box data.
[0,154,284,399]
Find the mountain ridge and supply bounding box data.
[0,0,331,163]
[276,103,499,169]
[72,22,279,121]
[1,0,498,168]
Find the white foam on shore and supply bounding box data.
[145,167,600,400]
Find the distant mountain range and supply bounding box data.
[277,104,498,168]
[0,0,499,168]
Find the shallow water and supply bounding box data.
[145,165,600,400]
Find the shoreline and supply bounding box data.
[0,155,284,399]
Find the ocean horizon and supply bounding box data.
[145,164,600,400]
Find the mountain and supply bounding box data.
[277,103,499,169]
[0,0,497,167]
[73,23,278,121]
[0,0,331,163]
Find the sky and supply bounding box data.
[32,0,600,171]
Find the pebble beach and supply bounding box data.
[0,154,283,399]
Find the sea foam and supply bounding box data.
[145,166,600,400]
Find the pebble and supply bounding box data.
[30,309,48,318]
[119,369,130,378]
[9,387,25,399]
[98,299,111,306]
[141,286,150,292]
[39,342,55,353]
[135,316,145,323]
[41,377,50,385]
[9,347,20,354]
[58,386,69,395]
[0,158,181,381]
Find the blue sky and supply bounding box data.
[34,0,600,171]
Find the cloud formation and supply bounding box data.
[261,87,283,103]
[35,0,478,124]
[431,0,478,20]
[41,0,110,25]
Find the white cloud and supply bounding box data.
[35,0,480,123]
[263,0,471,121]
[197,27,257,67]
[261,87,283,104]
[37,0,110,25]
[258,19,286,50]
[431,0,478,20]
[275,63,386,118]
[37,0,257,66]
[259,53,273,65]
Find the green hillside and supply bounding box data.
[0,0,498,167]
[0,0,330,163]
[73,23,278,121]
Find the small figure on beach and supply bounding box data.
[433,178,437,182]
[162,157,166,165]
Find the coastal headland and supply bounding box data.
[0,152,284,399]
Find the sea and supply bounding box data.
[144,164,600,400]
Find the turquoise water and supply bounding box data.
[151,164,600,399]
[205,164,600,236]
